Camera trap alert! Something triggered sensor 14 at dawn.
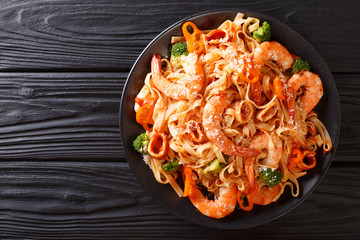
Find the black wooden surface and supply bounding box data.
[0,0,359,239]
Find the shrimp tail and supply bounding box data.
[151,54,162,75]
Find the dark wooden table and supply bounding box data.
[0,0,359,239]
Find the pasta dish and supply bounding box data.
[132,13,332,219]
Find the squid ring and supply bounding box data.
[148,133,168,159]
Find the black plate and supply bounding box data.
[120,10,340,229]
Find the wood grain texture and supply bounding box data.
[0,161,357,239]
[0,72,124,160]
[335,74,360,162]
[0,0,358,72]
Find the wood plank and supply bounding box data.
[0,72,356,161]
[335,74,360,162]
[0,72,124,160]
[0,0,357,72]
[0,161,357,239]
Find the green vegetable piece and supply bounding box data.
[170,42,189,68]
[161,159,180,172]
[259,167,283,187]
[133,133,149,154]
[292,59,310,74]
[203,159,227,175]
[252,21,271,43]
[171,42,189,57]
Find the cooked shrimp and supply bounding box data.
[252,183,282,205]
[252,41,294,71]
[202,93,260,157]
[189,184,237,219]
[180,53,205,92]
[250,132,283,168]
[151,54,190,100]
[286,71,323,118]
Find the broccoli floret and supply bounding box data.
[170,42,189,68]
[292,59,310,74]
[161,159,180,172]
[203,159,227,175]
[252,21,271,43]
[259,167,283,187]
[133,133,149,154]
[171,42,188,57]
